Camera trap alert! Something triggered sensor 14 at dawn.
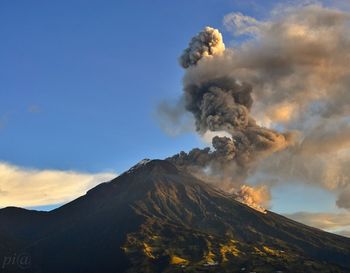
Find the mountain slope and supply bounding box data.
[0,160,349,273]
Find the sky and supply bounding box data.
[1,0,350,236]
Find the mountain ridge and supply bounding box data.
[0,159,350,273]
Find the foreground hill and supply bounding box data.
[0,160,349,273]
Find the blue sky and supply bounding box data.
[0,0,348,216]
[0,0,283,172]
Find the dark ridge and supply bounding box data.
[0,206,48,216]
[124,159,179,175]
[143,159,179,174]
[0,159,349,273]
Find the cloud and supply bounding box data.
[220,4,350,125]
[219,4,350,210]
[0,162,117,208]
[179,26,225,68]
[336,189,350,210]
[337,229,350,237]
[169,26,294,195]
[285,211,350,237]
[163,3,350,212]
[223,12,263,37]
[155,98,195,136]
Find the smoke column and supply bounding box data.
[165,5,350,212]
[167,27,294,210]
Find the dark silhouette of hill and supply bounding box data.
[0,159,349,273]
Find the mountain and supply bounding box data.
[0,159,350,273]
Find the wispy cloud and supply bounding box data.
[0,162,117,208]
[285,211,350,237]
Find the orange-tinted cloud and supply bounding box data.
[0,162,116,208]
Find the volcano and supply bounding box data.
[0,159,350,273]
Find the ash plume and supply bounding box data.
[179,27,225,68]
[168,27,293,209]
[236,185,270,213]
[166,4,350,211]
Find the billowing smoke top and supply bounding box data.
[179,27,225,68]
[170,27,293,177]
[165,5,350,213]
[168,26,294,212]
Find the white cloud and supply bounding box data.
[223,12,263,36]
[285,211,350,237]
[0,162,117,208]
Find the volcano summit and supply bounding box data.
[0,160,349,273]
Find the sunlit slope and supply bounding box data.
[0,160,349,273]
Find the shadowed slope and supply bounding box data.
[0,160,349,273]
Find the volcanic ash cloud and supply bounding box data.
[167,5,350,212]
[179,26,225,68]
[168,27,293,198]
[224,5,350,212]
[167,27,292,211]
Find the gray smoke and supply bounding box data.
[222,4,350,211]
[166,4,350,211]
[155,98,194,136]
[179,27,225,68]
[168,27,293,183]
